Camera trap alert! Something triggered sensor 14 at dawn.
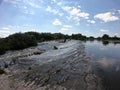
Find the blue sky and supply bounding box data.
[0,0,120,37]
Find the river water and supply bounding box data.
[84,40,120,90]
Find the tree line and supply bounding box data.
[0,32,69,55]
[0,32,120,55]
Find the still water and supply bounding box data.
[84,41,120,90]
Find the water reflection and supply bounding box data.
[97,57,116,69]
[102,41,109,46]
[100,47,108,51]
[85,40,120,59]
[85,40,120,90]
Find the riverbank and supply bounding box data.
[0,40,104,90]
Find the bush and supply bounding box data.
[28,67,32,70]
[4,63,8,68]
[0,68,5,74]
[0,38,9,55]
[7,33,37,50]
[0,33,38,55]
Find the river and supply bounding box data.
[84,40,120,90]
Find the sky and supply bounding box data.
[0,0,120,37]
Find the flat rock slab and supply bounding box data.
[0,40,104,90]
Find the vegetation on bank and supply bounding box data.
[0,33,37,55]
[0,67,5,74]
[0,32,120,55]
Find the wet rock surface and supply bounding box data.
[0,40,104,90]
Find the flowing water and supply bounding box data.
[84,40,120,90]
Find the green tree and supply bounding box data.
[102,34,109,40]
[7,33,37,50]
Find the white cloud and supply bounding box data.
[77,5,81,8]
[53,19,62,26]
[57,2,62,6]
[0,27,11,37]
[23,6,27,9]
[76,22,80,26]
[39,0,44,3]
[7,25,20,29]
[23,10,35,15]
[30,28,36,32]
[63,25,72,28]
[87,20,95,24]
[46,6,59,14]
[4,0,41,9]
[114,33,118,36]
[46,6,63,16]
[77,12,89,19]
[4,0,41,15]
[70,7,81,16]
[51,0,56,3]
[60,28,69,33]
[4,0,20,4]
[27,1,41,9]
[94,12,119,22]
[59,25,72,33]
[67,16,80,26]
[2,27,9,30]
[29,11,35,15]
[118,10,120,14]
[100,29,109,33]
[58,13,64,16]
[62,6,89,19]
[62,6,72,11]
[62,6,89,25]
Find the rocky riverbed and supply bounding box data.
[0,40,104,90]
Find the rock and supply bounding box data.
[0,40,104,90]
